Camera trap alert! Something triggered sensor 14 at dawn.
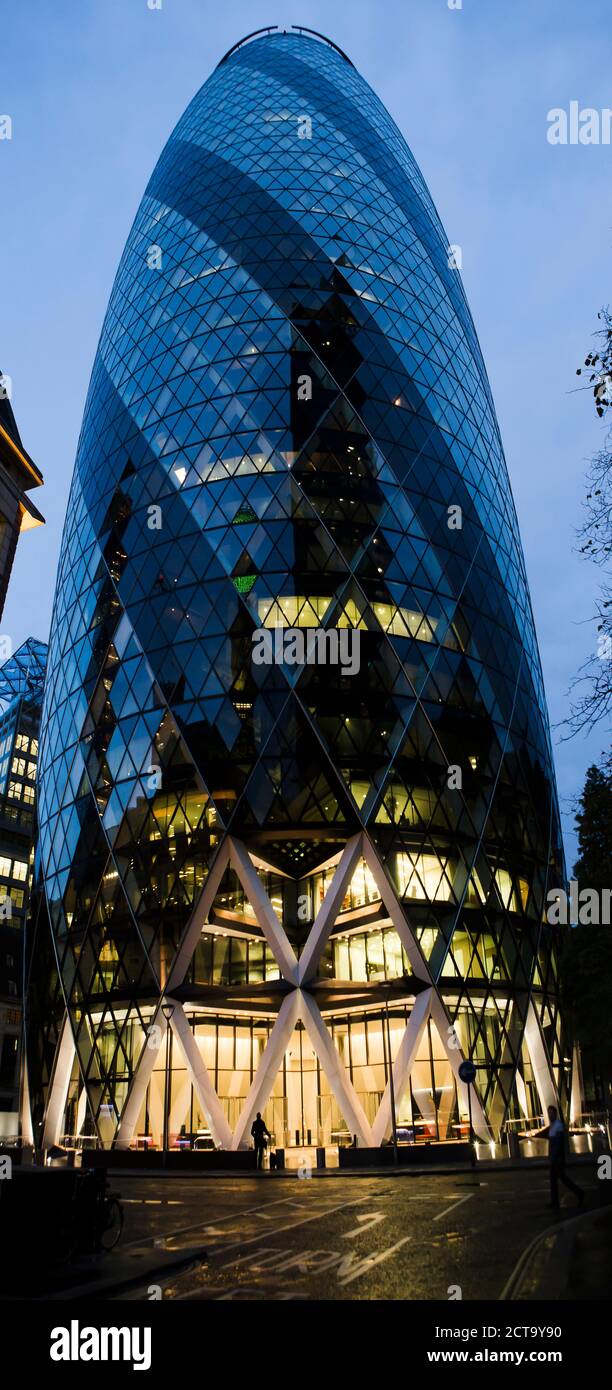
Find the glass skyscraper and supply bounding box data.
[25,28,573,1158]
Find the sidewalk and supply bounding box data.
[81,1154,595,1180]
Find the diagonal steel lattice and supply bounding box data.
[24,29,574,1153]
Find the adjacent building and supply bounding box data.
[0,378,44,620]
[0,639,47,1137]
[24,29,574,1158]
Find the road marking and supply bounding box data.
[433,1194,474,1222]
[254,1201,310,1221]
[213,1234,413,1289]
[342,1212,386,1239]
[338,1235,412,1285]
[212,1195,372,1262]
[144,1195,373,1265]
[122,1198,183,1205]
[398,1193,465,1202]
[120,1193,305,1251]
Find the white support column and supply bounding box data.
[229,837,299,985]
[428,991,492,1142]
[516,1069,529,1120]
[115,1007,167,1149]
[524,1000,558,1117]
[166,841,230,990]
[19,1052,34,1147]
[76,1083,88,1136]
[299,989,374,1147]
[371,989,432,1146]
[232,991,300,1150]
[42,1013,76,1149]
[298,834,362,984]
[360,835,432,983]
[570,1043,585,1124]
[170,1001,233,1149]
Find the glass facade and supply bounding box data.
[0,638,46,1135]
[25,30,571,1155]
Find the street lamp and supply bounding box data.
[161,1000,175,1164]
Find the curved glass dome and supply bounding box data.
[28,31,569,1154]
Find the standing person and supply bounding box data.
[251,1112,271,1170]
[527,1106,585,1209]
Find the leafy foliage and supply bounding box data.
[573,763,612,891]
[559,762,612,1090]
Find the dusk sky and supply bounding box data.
[1,0,610,865]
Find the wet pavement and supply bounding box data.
[79,1165,612,1301]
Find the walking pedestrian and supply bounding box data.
[527,1105,585,1209]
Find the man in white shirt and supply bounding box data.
[533,1105,585,1210]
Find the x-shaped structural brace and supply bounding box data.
[43,833,557,1150]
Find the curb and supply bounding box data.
[36,1243,211,1303]
[74,1156,594,1181]
[499,1203,612,1301]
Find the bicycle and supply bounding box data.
[97,1184,124,1251]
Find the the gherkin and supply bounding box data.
[25,28,574,1158]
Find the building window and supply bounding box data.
[396,852,453,902]
[0,1033,18,1085]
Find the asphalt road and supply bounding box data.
[96,1166,611,1301]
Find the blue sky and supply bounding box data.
[1,0,610,866]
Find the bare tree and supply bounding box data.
[566,308,612,737]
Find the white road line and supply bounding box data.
[342,1212,386,1239]
[253,1200,310,1221]
[433,1194,474,1223]
[120,1193,308,1251]
[397,1193,466,1202]
[212,1196,372,1263]
[338,1235,412,1285]
[122,1198,183,1206]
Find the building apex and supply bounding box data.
[217,26,354,69]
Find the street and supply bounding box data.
[89,1166,612,1301]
